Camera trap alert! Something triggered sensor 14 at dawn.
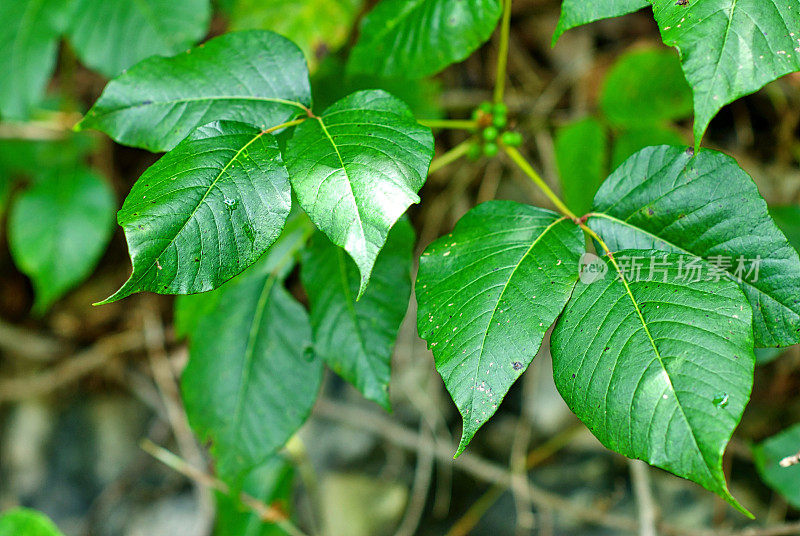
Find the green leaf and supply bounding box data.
[553,0,648,45]
[230,0,359,70]
[753,423,800,508]
[554,118,608,216]
[215,457,294,536]
[649,0,800,144]
[0,508,65,536]
[100,121,291,304]
[600,47,693,127]
[285,90,433,296]
[552,250,754,514]
[348,0,502,78]
[589,145,800,348]
[770,205,800,253]
[77,30,312,152]
[301,219,414,410]
[67,0,211,77]
[9,167,115,313]
[174,209,311,338]
[181,250,322,483]
[611,125,684,169]
[0,0,74,119]
[416,201,584,455]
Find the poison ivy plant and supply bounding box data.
[555,0,800,145]
[0,508,65,536]
[59,0,800,519]
[552,251,754,514]
[753,423,800,508]
[76,31,313,152]
[587,145,800,348]
[301,219,414,410]
[181,223,322,484]
[285,90,433,295]
[0,0,74,119]
[417,144,797,509]
[97,121,292,303]
[417,201,584,454]
[650,0,800,143]
[348,0,503,78]
[9,167,115,313]
[66,0,211,77]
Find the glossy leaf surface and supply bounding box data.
[552,250,754,514]
[589,145,800,348]
[553,0,648,45]
[348,0,502,78]
[101,121,291,303]
[416,201,584,455]
[650,0,800,143]
[285,90,433,295]
[302,219,414,409]
[77,31,312,152]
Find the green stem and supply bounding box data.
[429,140,473,174]
[493,0,513,104]
[263,117,307,135]
[419,119,478,131]
[503,146,578,221]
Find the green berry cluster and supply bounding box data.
[468,101,522,160]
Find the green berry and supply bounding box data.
[492,102,508,116]
[479,101,492,114]
[467,143,482,161]
[483,142,499,157]
[492,113,507,128]
[471,108,480,121]
[501,131,523,147]
[482,126,499,141]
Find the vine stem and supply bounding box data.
[493,0,513,104]
[263,117,307,135]
[141,439,310,536]
[419,119,478,130]
[428,140,474,174]
[503,146,578,221]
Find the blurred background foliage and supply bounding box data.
[0,0,799,535]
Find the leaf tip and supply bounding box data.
[94,281,135,306]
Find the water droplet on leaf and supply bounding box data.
[713,393,729,408]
